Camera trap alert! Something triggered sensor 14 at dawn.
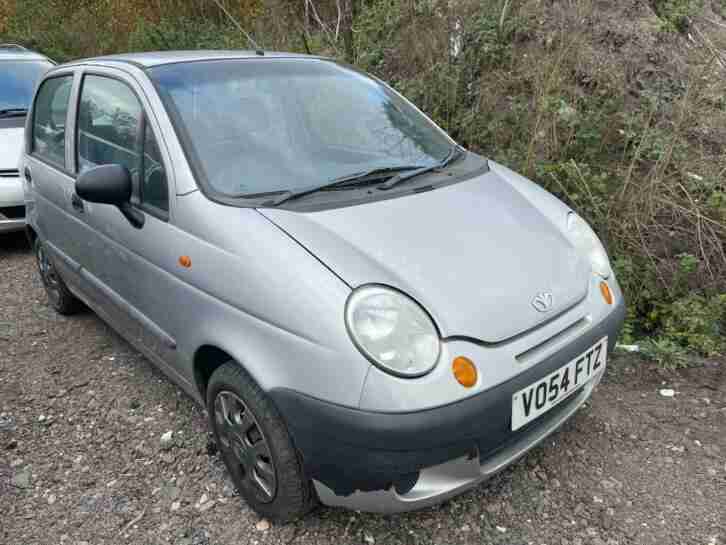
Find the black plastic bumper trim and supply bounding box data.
[270,300,625,495]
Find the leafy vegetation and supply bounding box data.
[640,337,691,370]
[651,0,702,32]
[2,0,725,366]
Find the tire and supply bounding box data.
[207,361,316,522]
[34,238,82,315]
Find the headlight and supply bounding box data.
[345,285,440,377]
[567,212,611,278]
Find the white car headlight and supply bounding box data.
[345,285,440,377]
[567,212,611,278]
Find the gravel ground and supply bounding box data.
[1,232,724,545]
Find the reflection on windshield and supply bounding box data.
[0,61,53,110]
[150,59,452,197]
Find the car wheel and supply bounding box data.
[207,361,316,522]
[34,238,82,315]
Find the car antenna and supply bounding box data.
[209,0,263,54]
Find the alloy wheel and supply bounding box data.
[213,391,277,503]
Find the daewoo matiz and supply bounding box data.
[23,51,625,522]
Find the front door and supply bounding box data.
[73,70,180,372]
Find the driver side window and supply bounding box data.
[140,122,168,213]
[77,75,142,175]
[77,74,169,215]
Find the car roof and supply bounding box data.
[0,44,53,63]
[65,50,325,69]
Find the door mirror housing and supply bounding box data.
[76,164,132,205]
[75,164,144,228]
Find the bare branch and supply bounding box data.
[208,0,261,50]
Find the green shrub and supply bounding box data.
[128,17,241,52]
[661,293,726,356]
[641,337,691,369]
[651,0,703,32]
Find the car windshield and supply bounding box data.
[149,59,453,197]
[0,60,53,111]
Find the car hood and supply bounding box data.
[0,126,24,170]
[260,165,590,343]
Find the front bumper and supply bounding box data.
[270,297,625,512]
[0,176,25,233]
[0,206,25,233]
[316,373,600,512]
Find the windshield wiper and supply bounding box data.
[379,146,465,190]
[0,108,28,118]
[265,165,425,206]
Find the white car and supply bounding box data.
[0,44,53,234]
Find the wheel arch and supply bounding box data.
[193,344,236,403]
[25,224,38,247]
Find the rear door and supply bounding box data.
[26,71,90,292]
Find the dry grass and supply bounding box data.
[386,0,726,345]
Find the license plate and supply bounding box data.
[511,337,608,431]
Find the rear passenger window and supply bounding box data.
[77,75,142,175]
[32,76,73,167]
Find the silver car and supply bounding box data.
[23,51,625,522]
[0,44,53,234]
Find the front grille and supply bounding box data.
[0,169,20,178]
[516,316,590,365]
[0,206,25,220]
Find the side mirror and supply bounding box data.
[75,164,144,228]
[76,164,131,205]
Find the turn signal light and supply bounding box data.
[599,281,613,305]
[179,255,192,268]
[452,356,477,388]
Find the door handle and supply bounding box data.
[23,167,32,184]
[71,193,84,213]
